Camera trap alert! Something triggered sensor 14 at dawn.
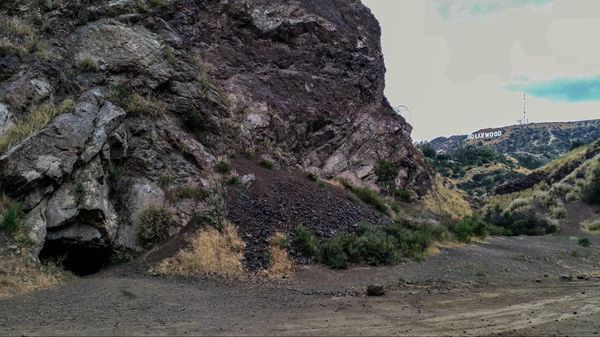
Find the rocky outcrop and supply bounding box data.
[0,0,430,258]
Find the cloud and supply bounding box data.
[505,75,600,102]
[434,0,554,21]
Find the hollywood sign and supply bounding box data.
[467,130,503,141]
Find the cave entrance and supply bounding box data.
[39,240,113,276]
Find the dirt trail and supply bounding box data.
[1,206,600,336]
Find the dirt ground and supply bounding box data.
[1,225,600,336]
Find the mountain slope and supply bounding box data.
[0,0,431,276]
[430,119,600,168]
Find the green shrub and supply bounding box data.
[306,173,318,182]
[449,215,484,242]
[582,178,600,205]
[484,206,555,236]
[318,235,350,269]
[295,226,318,259]
[392,187,413,203]
[374,160,398,184]
[384,221,442,259]
[216,160,231,174]
[1,203,22,237]
[259,160,274,170]
[138,205,175,248]
[226,176,240,186]
[78,57,98,72]
[578,238,591,247]
[350,187,387,213]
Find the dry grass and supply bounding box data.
[422,174,471,219]
[157,222,246,279]
[126,93,167,119]
[0,256,71,298]
[263,233,294,278]
[0,15,41,59]
[0,99,75,154]
[539,145,589,175]
[582,220,600,232]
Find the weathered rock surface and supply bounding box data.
[0,0,431,263]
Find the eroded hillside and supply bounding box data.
[0,0,433,286]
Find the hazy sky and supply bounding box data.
[362,0,600,140]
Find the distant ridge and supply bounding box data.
[428,119,600,165]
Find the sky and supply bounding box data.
[362,0,600,141]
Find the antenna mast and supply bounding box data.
[519,92,529,125]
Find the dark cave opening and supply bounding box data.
[39,240,113,276]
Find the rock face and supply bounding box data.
[0,0,430,258]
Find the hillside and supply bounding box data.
[0,0,440,288]
[430,119,600,169]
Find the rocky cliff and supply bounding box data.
[0,0,430,259]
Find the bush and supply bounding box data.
[350,186,387,213]
[306,173,318,182]
[259,160,274,170]
[484,206,555,236]
[295,226,318,259]
[318,236,350,269]
[420,144,437,159]
[138,205,175,248]
[392,188,413,203]
[1,203,22,237]
[374,160,398,184]
[582,178,600,205]
[78,57,98,72]
[578,238,591,247]
[449,215,486,242]
[226,176,240,186]
[216,160,230,174]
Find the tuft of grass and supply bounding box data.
[196,188,227,230]
[1,203,22,237]
[78,57,98,72]
[138,205,175,249]
[0,15,39,59]
[226,176,240,186]
[295,226,318,259]
[264,233,294,278]
[216,160,231,174]
[306,172,318,182]
[259,160,274,170]
[157,222,245,279]
[392,187,413,203]
[0,99,74,155]
[125,93,167,119]
[349,186,387,213]
[192,55,215,89]
[578,238,591,247]
[166,185,205,202]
